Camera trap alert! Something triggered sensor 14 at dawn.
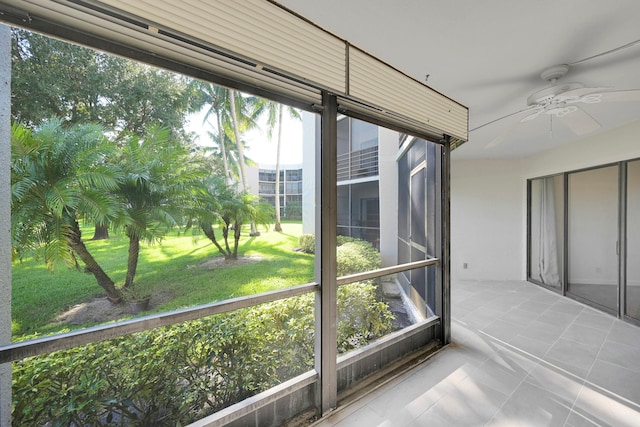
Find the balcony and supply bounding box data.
[311,279,640,426]
[337,146,379,182]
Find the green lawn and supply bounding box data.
[11,221,314,340]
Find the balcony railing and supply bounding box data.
[337,146,379,181]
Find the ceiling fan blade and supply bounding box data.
[485,121,520,149]
[560,106,601,135]
[560,86,609,99]
[569,38,640,66]
[520,107,544,122]
[470,106,539,132]
[600,89,640,102]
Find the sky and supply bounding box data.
[185,107,304,166]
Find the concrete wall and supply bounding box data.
[450,119,640,283]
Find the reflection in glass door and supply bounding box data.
[567,166,619,312]
[626,161,640,321]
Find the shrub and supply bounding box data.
[337,282,394,352]
[12,284,393,426]
[298,233,315,254]
[336,240,380,276]
[336,235,359,246]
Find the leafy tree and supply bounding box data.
[11,119,122,302]
[203,129,240,182]
[261,101,301,231]
[12,29,202,240]
[11,29,122,127]
[113,125,206,292]
[11,28,199,135]
[195,177,274,260]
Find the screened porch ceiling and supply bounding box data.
[279,0,640,160]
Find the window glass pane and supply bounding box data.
[567,166,618,311]
[10,29,316,342]
[351,119,378,151]
[301,112,443,359]
[337,116,349,156]
[397,137,440,317]
[348,181,380,247]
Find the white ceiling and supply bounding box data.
[277,0,640,159]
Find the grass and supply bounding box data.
[11,221,314,340]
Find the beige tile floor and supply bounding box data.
[311,280,640,426]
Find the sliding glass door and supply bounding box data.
[567,166,619,313]
[626,160,640,321]
[528,160,640,323]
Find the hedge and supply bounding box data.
[12,236,392,426]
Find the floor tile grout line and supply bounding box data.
[476,321,640,413]
[584,316,616,380]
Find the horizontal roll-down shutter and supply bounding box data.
[0,0,467,144]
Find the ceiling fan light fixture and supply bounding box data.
[545,105,577,117]
[526,82,585,106]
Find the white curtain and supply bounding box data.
[536,177,561,286]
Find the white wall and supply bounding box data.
[301,111,317,235]
[524,119,640,178]
[450,158,525,281]
[378,127,398,267]
[451,119,640,283]
[245,163,259,195]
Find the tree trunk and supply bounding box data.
[124,232,140,289]
[232,221,241,260]
[216,113,231,184]
[68,220,121,303]
[201,222,229,258]
[222,222,233,258]
[229,90,259,236]
[229,90,247,192]
[92,223,110,240]
[274,105,284,232]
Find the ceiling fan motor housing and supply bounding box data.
[526,82,585,106]
[540,64,570,82]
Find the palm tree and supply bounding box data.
[196,83,264,234]
[227,89,266,236]
[198,83,233,183]
[204,128,240,183]
[195,176,274,260]
[11,119,123,302]
[262,101,302,231]
[114,125,205,292]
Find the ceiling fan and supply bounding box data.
[474,39,640,148]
